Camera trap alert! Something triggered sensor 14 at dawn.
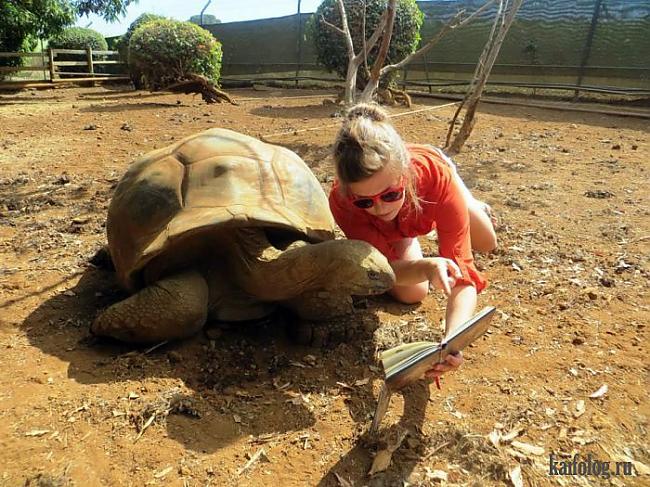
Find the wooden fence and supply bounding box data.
[0,48,130,86]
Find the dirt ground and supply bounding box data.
[0,84,648,487]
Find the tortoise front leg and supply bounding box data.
[92,270,209,343]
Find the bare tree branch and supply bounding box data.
[335,0,355,59]
[381,0,498,76]
[445,0,524,154]
[362,1,369,77]
[370,0,396,81]
[320,14,346,36]
[360,0,397,102]
[362,10,389,58]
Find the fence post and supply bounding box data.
[48,49,57,81]
[87,47,95,75]
[575,0,603,100]
[295,0,302,88]
[40,39,47,81]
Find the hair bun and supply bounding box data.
[346,103,388,123]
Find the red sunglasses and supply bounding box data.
[349,178,405,209]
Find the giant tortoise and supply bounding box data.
[92,128,395,343]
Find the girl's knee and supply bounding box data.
[390,282,429,304]
[473,231,498,253]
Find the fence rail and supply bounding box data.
[0,48,129,86]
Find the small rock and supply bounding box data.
[572,336,585,346]
[611,144,621,150]
[584,189,614,199]
[120,123,133,131]
[599,277,614,287]
[83,124,97,130]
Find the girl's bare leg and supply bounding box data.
[389,238,429,304]
[468,200,498,253]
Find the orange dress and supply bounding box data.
[329,144,487,293]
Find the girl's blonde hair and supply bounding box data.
[332,103,420,210]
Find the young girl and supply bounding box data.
[328,103,497,381]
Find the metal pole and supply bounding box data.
[200,0,212,27]
[575,0,603,100]
[295,0,302,88]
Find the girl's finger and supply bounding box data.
[445,353,464,367]
[447,259,462,279]
[439,267,452,296]
[432,363,454,372]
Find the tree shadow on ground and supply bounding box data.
[410,94,650,132]
[20,264,388,455]
[249,103,337,120]
[79,102,185,113]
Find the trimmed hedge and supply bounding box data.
[311,0,423,88]
[48,26,108,51]
[128,19,222,90]
[117,13,166,88]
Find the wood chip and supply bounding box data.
[153,466,173,479]
[354,378,370,386]
[233,414,242,423]
[574,399,586,418]
[509,465,524,487]
[334,472,353,487]
[425,468,448,481]
[25,429,50,437]
[237,448,268,475]
[488,430,501,448]
[501,427,524,443]
[511,441,545,456]
[589,384,608,398]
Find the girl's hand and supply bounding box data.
[425,257,462,296]
[424,352,464,379]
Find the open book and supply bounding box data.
[379,306,497,391]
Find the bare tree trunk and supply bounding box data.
[445,0,523,154]
[360,0,396,102]
[320,0,387,106]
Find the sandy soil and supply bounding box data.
[0,85,648,487]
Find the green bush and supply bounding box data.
[116,13,166,88]
[128,19,222,90]
[48,26,108,51]
[311,0,423,88]
[116,13,165,62]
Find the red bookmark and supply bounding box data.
[434,376,441,390]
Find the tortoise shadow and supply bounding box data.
[19,264,386,455]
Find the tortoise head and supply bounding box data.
[322,240,395,296]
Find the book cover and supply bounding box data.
[379,306,497,391]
